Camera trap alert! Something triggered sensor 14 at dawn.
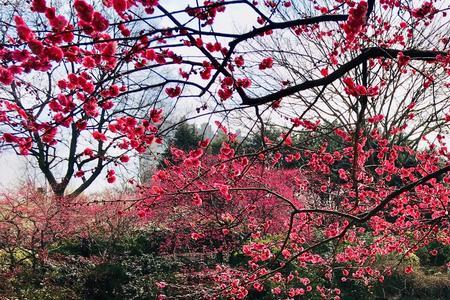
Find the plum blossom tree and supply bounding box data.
[0,0,165,197]
[142,128,450,298]
[1,0,450,298]
[0,184,88,270]
[0,183,141,274]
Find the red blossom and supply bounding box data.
[16,25,33,41]
[113,0,128,13]
[74,0,94,22]
[0,68,14,85]
[83,147,94,156]
[237,78,251,88]
[397,52,411,69]
[259,57,274,70]
[3,133,18,143]
[82,57,96,69]
[107,174,116,183]
[47,46,64,62]
[149,108,163,123]
[92,12,109,32]
[342,1,368,43]
[28,39,44,55]
[165,86,181,98]
[120,155,130,163]
[218,87,233,101]
[411,2,437,20]
[192,193,202,206]
[234,55,245,67]
[118,23,131,36]
[31,0,47,12]
[368,114,384,123]
[92,131,107,142]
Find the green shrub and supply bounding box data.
[83,263,129,300]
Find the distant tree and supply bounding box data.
[168,122,203,152]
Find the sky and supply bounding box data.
[0,152,28,191]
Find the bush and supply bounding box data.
[377,269,450,299]
[83,263,129,300]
